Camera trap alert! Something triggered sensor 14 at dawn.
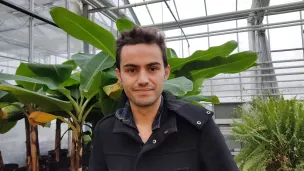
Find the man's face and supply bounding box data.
[116,43,170,107]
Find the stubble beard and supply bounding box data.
[129,93,161,108]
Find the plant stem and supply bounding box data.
[66,95,80,114]
[0,151,4,170]
[82,104,94,123]
[57,117,77,134]
[30,125,39,171]
[78,98,92,121]
[26,104,39,171]
[25,118,31,171]
[79,95,84,108]
[55,119,61,162]
[65,110,80,131]
[35,126,40,157]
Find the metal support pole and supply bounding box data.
[66,0,71,60]
[300,11,304,58]
[29,0,34,63]
[83,2,90,53]
[89,0,168,13]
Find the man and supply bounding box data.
[89,27,239,171]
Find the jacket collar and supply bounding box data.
[162,92,214,130]
[114,91,214,133]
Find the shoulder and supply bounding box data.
[164,92,214,130]
[94,113,116,132]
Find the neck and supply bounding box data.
[129,96,162,127]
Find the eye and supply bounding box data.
[127,68,135,73]
[150,67,158,72]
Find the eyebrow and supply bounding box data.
[123,62,161,68]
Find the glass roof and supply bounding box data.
[0,0,303,102]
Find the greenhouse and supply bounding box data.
[0,0,303,170]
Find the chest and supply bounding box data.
[102,122,201,171]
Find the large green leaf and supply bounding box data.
[72,53,94,69]
[26,63,73,83]
[99,71,119,115]
[0,73,58,89]
[0,91,18,103]
[188,51,257,80]
[0,84,73,112]
[15,63,43,91]
[1,105,24,122]
[166,48,178,58]
[185,78,204,96]
[163,77,193,97]
[61,72,80,87]
[181,95,220,104]
[80,51,115,99]
[103,82,123,101]
[116,18,136,33]
[168,40,238,78]
[63,60,78,70]
[0,119,17,134]
[50,7,116,59]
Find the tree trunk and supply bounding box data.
[30,125,39,171]
[25,118,32,171]
[0,151,4,171]
[35,127,40,157]
[55,119,61,162]
[70,130,82,171]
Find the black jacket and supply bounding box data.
[89,92,239,171]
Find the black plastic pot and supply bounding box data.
[3,164,18,171]
[48,149,68,160]
[39,155,50,166]
[57,168,69,171]
[14,165,46,171]
[13,166,25,171]
[46,157,70,171]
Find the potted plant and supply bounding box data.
[232,96,304,171]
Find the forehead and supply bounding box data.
[120,43,163,66]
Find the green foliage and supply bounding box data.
[80,51,115,99]
[0,84,73,112]
[166,48,178,58]
[116,18,137,32]
[50,7,116,59]
[232,96,304,171]
[163,77,193,96]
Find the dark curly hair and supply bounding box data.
[115,27,168,69]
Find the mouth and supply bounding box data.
[133,88,154,95]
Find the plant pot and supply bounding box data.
[47,158,70,171]
[48,149,68,159]
[13,166,26,171]
[13,165,46,171]
[57,168,70,171]
[39,155,50,166]
[3,164,18,171]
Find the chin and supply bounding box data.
[132,96,158,107]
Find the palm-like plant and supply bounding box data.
[232,96,304,171]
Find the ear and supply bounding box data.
[115,68,122,84]
[164,65,170,81]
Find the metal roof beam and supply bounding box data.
[89,0,167,13]
[144,1,304,30]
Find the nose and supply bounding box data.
[137,70,149,86]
